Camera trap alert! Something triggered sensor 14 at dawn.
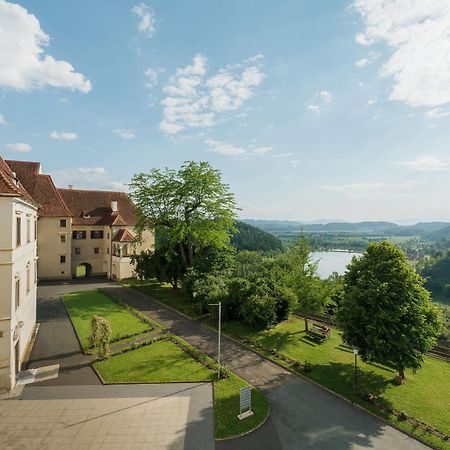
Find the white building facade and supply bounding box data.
[0,159,38,392]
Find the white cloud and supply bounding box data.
[113,128,135,140]
[400,155,450,171]
[78,167,106,174]
[132,3,155,38]
[355,51,379,68]
[50,130,78,140]
[144,68,158,88]
[0,0,91,93]
[424,108,450,118]
[307,90,333,114]
[160,54,265,134]
[353,0,450,108]
[51,166,127,191]
[205,139,246,156]
[0,114,5,125]
[4,142,31,152]
[368,99,377,106]
[205,139,273,158]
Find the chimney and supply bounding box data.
[111,201,118,212]
[68,184,73,189]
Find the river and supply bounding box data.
[311,251,362,278]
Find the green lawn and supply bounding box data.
[62,290,150,350]
[94,339,213,382]
[121,279,202,318]
[221,317,450,436]
[94,338,269,439]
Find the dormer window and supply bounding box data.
[81,211,91,218]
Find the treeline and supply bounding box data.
[419,249,450,304]
[231,221,284,252]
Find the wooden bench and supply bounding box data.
[306,322,330,342]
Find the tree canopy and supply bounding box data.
[129,161,237,269]
[231,221,284,252]
[338,241,442,379]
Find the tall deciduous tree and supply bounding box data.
[338,241,442,380]
[282,236,323,331]
[129,161,237,269]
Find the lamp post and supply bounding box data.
[208,301,222,379]
[352,346,359,387]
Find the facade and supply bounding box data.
[5,159,154,281]
[0,158,38,392]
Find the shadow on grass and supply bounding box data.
[308,361,395,409]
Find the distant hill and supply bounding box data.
[427,225,450,241]
[420,250,450,305]
[231,221,284,252]
[242,219,450,237]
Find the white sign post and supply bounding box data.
[238,386,254,420]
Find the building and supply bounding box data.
[6,159,154,281]
[0,158,38,392]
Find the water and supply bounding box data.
[311,251,362,278]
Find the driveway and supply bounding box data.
[104,286,428,450]
[6,280,215,450]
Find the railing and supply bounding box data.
[294,310,450,361]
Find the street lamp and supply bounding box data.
[209,301,222,379]
[352,346,359,387]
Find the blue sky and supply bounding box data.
[1,0,450,223]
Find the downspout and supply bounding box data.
[109,225,113,279]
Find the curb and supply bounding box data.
[212,328,438,450]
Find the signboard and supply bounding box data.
[238,386,254,420]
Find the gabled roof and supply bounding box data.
[6,159,71,217]
[0,157,37,206]
[58,188,136,226]
[113,229,136,242]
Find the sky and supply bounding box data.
[1,0,450,224]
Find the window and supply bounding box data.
[26,265,30,293]
[91,230,104,239]
[123,245,129,256]
[72,230,86,240]
[35,261,38,283]
[75,248,81,255]
[15,278,20,309]
[94,247,100,254]
[27,219,31,243]
[60,219,67,228]
[60,255,66,264]
[16,217,21,247]
[107,248,110,255]
[60,234,66,243]
[34,219,37,241]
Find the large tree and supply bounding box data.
[129,161,237,269]
[338,241,442,380]
[282,236,323,331]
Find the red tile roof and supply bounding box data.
[0,157,37,206]
[6,160,72,217]
[113,229,136,242]
[58,188,137,226]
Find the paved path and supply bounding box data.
[106,286,428,450]
[3,384,214,450]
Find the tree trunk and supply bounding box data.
[187,240,194,267]
[179,243,188,268]
[304,316,309,331]
[398,366,405,380]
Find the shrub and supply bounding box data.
[240,294,277,329]
[89,315,112,359]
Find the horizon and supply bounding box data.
[2,1,450,222]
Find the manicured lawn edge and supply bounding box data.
[61,290,159,353]
[205,322,448,450]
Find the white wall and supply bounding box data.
[0,196,37,392]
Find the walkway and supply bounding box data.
[106,286,428,450]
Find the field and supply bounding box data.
[221,316,450,436]
[62,290,150,349]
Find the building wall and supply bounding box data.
[0,196,37,392]
[37,217,72,280]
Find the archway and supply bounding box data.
[75,263,92,278]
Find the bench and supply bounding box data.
[306,322,330,342]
